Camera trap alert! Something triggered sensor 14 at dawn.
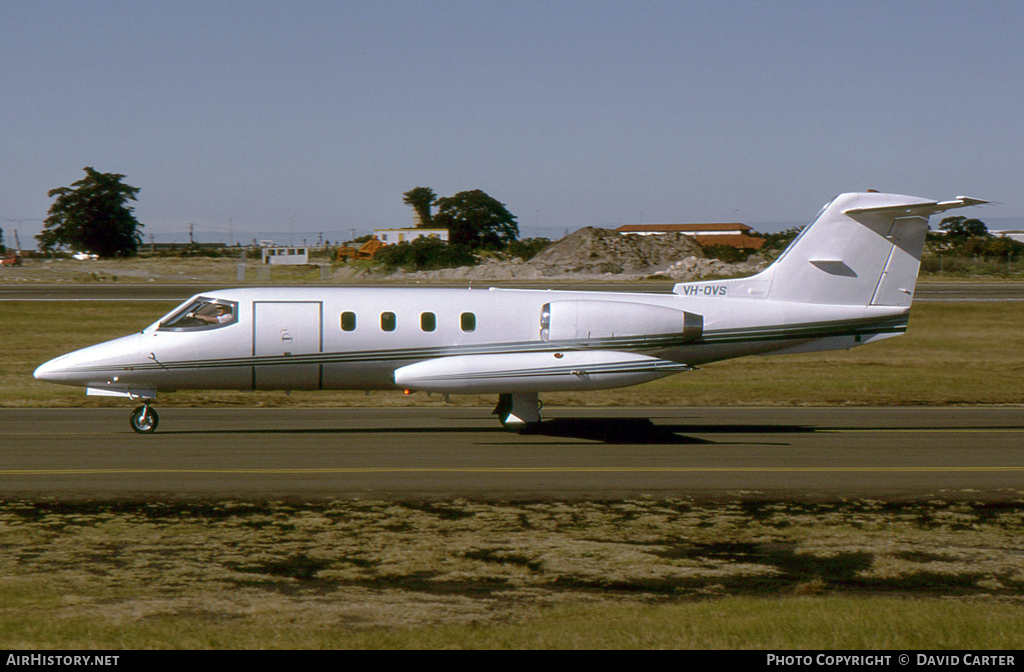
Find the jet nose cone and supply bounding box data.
[34,355,70,382]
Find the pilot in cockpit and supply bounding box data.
[161,299,237,330]
[189,303,234,325]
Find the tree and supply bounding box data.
[939,216,988,241]
[375,236,476,271]
[432,189,518,250]
[752,226,803,261]
[980,234,1024,260]
[402,187,437,227]
[506,237,551,261]
[38,167,143,257]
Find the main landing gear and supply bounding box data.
[129,404,160,434]
[494,392,541,432]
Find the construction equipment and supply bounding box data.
[335,237,384,261]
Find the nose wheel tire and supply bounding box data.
[130,405,159,434]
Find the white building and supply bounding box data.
[373,228,449,245]
[261,245,309,265]
[991,230,1024,243]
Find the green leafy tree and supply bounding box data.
[927,216,991,256]
[375,236,476,271]
[752,226,803,261]
[939,216,988,241]
[980,234,1024,260]
[433,189,518,250]
[38,167,143,257]
[402,187,437,227]
[506,237,551,261]
[701,243,755,264]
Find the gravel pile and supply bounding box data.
[375,227,767,282]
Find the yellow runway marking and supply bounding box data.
[2,466,1024,476]
[820,428,1024,433]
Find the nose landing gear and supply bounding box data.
[129,404,160,434]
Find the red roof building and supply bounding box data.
[615,223,765,250]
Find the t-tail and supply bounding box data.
[675,192,988,306]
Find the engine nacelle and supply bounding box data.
[540,300,702,343]
[394,350,692,394]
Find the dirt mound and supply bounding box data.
[524,227,703,275]
[378,227,767,282]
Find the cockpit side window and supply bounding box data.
[159,299,238,331]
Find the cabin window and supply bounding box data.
[420,312,436,332]
[381,312,396,332]
[460,312,476,332]
[341,312,356,331]
[159,298,238,331]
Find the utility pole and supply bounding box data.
[0,218,43,252]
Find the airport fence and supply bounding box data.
[919,253,1023,277]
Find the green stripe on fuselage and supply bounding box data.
[74,313,907,374]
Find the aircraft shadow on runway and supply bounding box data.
[163,418,812,445]
[519,418,810,445]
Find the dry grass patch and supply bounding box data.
[2,498,1024,648]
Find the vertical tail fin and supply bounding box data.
[758,192,987,305]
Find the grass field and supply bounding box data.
[3,299,1023,408]
[2,499,1024,649]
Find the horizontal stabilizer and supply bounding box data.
[843,196,989,218]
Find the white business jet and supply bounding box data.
[34,191,986,433]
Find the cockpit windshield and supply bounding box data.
[159,298,238,331]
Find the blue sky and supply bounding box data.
[1,0,1021,245]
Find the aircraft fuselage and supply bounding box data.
[34,284,906,396]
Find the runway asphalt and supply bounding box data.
[2,406,1022,501]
